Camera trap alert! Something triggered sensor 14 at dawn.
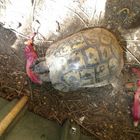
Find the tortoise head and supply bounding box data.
[30,58,49,73]
[30,58,50,82]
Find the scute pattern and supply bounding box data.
[45,28,123,92]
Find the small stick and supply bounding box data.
[0,96,28,136]
[124,129,140,135]
[28,79,33,101]
[122,46,140,65]
[118,8,130,15]
[0,85,20,94]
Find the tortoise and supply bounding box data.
[32,28,124,92]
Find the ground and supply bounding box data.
[1,0,140,140]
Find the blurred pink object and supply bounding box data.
[24,38,42,84]
[132,83,140,127]
[132,67,140,127]
[132,68,140,83]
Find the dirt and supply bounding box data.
[1,1,140,140]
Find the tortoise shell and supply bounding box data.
[45,28,123,92]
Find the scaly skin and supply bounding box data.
[24,39,42,84]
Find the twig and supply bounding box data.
[65,6,89,27]
[118,8,130,15]
[18,77,26,96]
[74,119,103,140]
[28,79,33,101]
[124,130,140,135]
[126,40,140,42]
[63,101,103,140]
[9,29,29,39]
[10,48,24,64]
[0,85,20,94]
[122,46,140,65]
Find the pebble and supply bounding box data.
[110,125,113,129]
[24,81,28,85]
[20,76,23,79]
[43,96,46,99]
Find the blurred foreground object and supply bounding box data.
[0,96,28,136]
[132,67,140,127]
[1,0,140,64]
[24,33,42,84]
[0,0,106,42]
